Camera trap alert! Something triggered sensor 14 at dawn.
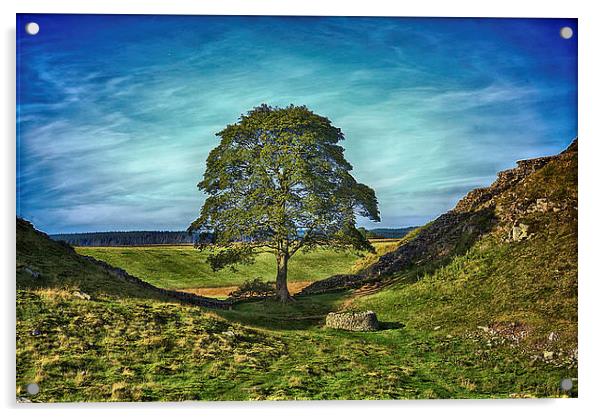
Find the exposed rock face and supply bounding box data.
[453,156,554,213]
[22,266,41,279]
[72,290,91,300]
[365,208,494,278]
[325,311,379,331]
[373,140,577,275]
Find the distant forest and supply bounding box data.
[360,227,417,239]
[51,227,417,247]
[50,231,202,247]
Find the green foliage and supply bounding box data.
[189,104,380,296]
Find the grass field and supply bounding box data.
[17,215,577,401]
[74,241,399,290]
[17,287,575,401]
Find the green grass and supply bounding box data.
[16,217,577,401]
[74,242,396,289]
[17,289,287,401]
[17,287,576,401]
[352,233,577,355]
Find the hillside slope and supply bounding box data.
[17,218,166,301]
[351,139,577,367]
[16,219,286,401]
[20,217,564,401]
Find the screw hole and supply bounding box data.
[26,383,40,395]
[25,22,40,36]
[560,27,573,40]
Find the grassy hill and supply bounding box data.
[351,139,577,375]
[74,242,397,290]
[16,141,577,401]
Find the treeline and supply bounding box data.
[359,227,417,239]
[51,227,417,247]
[50,231,203,247]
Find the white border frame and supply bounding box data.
[2,1,600,416]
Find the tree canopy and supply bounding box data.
[189,104,380,301]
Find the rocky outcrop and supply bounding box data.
[365,140,577,279]
[454,156,554,213]
[302,139,577,294]
[509,223,530,242]
[365,208,494,277]
[325,311,379,331]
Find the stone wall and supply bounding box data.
[325,311,379,331]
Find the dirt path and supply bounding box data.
[180,280,315,298]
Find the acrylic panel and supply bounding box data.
[16,14,577,402]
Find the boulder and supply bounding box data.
[23,267,41,279]
[73,290,91,300]
[511,223,530,241]
[325,311,379,331]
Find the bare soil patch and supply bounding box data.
[181,280,314,298]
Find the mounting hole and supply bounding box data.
[560,26,573,40]
[560,378,573,391]
[25,22,40,36]
[26,383,40,395]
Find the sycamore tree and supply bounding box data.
[189,104,380,302]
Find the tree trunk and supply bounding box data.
[276,252,292,302]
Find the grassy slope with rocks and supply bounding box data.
[351,139,578,383]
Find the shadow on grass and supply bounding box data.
[215,291,353,331]
[215,291,407,333]
[379,321,406,330]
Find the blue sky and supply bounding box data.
[16,15,577,234]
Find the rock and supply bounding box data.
[72,290,91,300]
[221,330,236,339]
[325,311,379,331]
[548,332,559,342]
[300,274,366,295]
[511,223,530,241]
[535,198,549,212]
[23,267,41,279]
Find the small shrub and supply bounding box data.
[229,278,276,299]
